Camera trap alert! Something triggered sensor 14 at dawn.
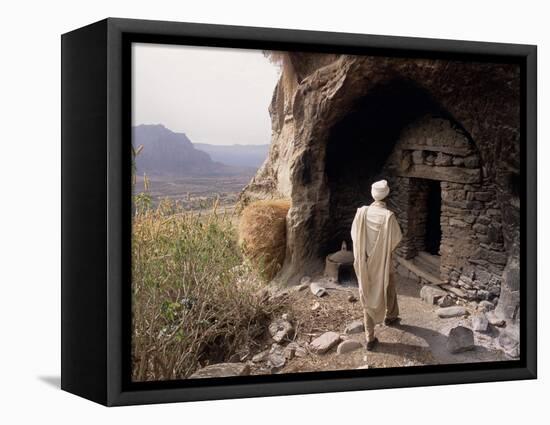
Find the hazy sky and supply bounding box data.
[132,43,281,146]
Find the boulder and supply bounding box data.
[442,285,467,298]
[267,345,286,369]
[268,318,294,343]
[337,339,363,354]
[447,326,475,353]
[284,342,307,359]
[344,320,365,334]
[498,328,520,358]
[437,306,469,318]
[486,311,506,327]
[309,331,341,354]
[472,314,489,332]
[421,285,448,305]
[310,281,327,297]
[189,362,250,379]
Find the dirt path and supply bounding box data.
[249,275,508,375]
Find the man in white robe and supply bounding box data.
[350,180,403,350]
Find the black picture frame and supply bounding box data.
[61,17,537,406]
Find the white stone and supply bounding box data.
[309,331,341,354]
[252,349,270,363]
[344,320,365,334]
[190,363,250,379]
[486,311,506,327]
[479,300,495,312]
[337,339,363,354]
[310,281,327,297]
[268,318,294,343]
[421,285,448,305]
[437,306,468,318]
[472,314,489,332]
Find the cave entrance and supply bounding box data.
[322,79,444,262]
[424,180,442,256]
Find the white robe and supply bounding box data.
[350,202,402,324]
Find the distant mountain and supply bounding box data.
[132,124,255,176]
[194,143,269,168]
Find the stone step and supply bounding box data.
[413,257,439,278]
[417,251,441,271]
[395,255,444,286]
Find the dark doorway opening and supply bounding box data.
[425,180,442,255]
[323,78,446,257]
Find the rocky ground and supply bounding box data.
[190,275,513,379]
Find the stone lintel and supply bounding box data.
[399,164,481,184]
[401,144,472,157]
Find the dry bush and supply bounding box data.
[132,200,280,382]
[238,199,291,281]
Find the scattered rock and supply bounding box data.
[472,314,489,332]
[348,294,358,302]
[437,306,469,318]
[294,344,308,358]
[284,342,306,359]
[268,318,294,343]
[300,276,312,285]
[344,320,365,334]
[311,301,321,311]
[442,285,467,298]
[252,349,270,363]
[486,311,506,327]
[421,285,448,305]
[477,289,490,300]
[437,295,455,307]
[447,326,475,354]
[309,331,341,354]
[356,364,370,369]
[498,328,520,358]
[267,345,286,369]
[295,282,310,291]
[337,339,363,354]
[310,281,327,297]
[190,362,250,379]
[479,300,495,312]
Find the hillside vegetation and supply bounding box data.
[131,200,282,381]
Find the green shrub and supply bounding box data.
[132,201,276,381]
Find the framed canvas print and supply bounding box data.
[61,18,537,406]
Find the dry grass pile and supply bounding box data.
[132,199,280,382]
[238,199,291,281]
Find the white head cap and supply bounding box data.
[371,179,390,201]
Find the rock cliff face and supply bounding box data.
[240,53,521,334]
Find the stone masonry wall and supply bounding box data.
[381,116,506,303]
